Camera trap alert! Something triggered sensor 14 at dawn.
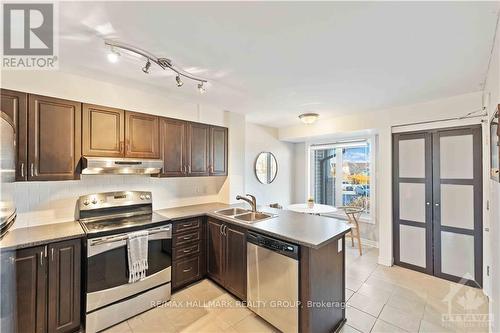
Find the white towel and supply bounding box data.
[127,230,149,283]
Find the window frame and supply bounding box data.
[307,136,376,224]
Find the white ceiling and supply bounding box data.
[58,1,499,127]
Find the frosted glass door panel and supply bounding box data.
[441,184,474,230]
[399,183,426,223]
[399,225,426,268]
[440,135,473,179]
[441,231,475,278]
[399,139,426,178]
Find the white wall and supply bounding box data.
[280,91,484,266]
[1,70,247,228]
[482,13,500,333]
[245,123,295,207]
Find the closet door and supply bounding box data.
[432,126,482,287]
[393,133,433,274]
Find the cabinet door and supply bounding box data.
[1,89,28,181]
[224,225,247,300]
[28,95,82,181]
[82,104,124,157]
[47,239,81,333]
[186,123,210,176]
[209,126,228,176]
[15,246,47,333]
[160,118,187,177]
[207,218,224,285]
[125,111,160,158]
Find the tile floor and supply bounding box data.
[104,245,490,333]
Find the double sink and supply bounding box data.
[214,208,276,223]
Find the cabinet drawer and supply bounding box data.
[173,256,200,288]
[173,229,201,247]
[173,219,200,234]
[173,242,200,261]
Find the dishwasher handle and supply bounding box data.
[247,231,299,260]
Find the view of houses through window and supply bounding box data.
[311,141,371,213]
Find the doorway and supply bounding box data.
[393,125,482,287]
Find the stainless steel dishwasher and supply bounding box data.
[247,231,299,333]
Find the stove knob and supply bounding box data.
[140,195,145,200]
[145,195,151,200]
[92,199,97,205]
[83,200,90,206]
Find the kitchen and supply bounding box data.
[1,2,499,333]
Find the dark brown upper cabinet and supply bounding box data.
[186,122,210,176]
[82,104,124,157]
[125,111,160,159]
[159,118,188,177]
[28,95,81,181]
[209,126,228,176]
[1,89,28,181]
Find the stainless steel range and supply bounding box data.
[78,191,172,333]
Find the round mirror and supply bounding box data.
[255,152,278,184]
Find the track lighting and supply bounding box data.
[104,39,208,93]
[176,75,183,87]
[107,48,120,63]
[142,60,151,74]
[198,82,206,94]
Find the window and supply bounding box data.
[309,139,374,221]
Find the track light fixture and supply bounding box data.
[142,59,151,74]
[197,83,205,94]
[104,39,208,93]
[176,75,183,87]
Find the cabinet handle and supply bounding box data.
[119,142,124,153]
[51,248,54,261]
[183,249,192,253]
[183,267,192,273]
[219,224,223,235]
[183,235,193,240]
[40,251,43,266]
[30,163,34,177]
[435,203,440,207]
[188,165,191,173]
[222,225,227,236]
[182,223,193,227]
[20,163,24,178]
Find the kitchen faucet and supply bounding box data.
[236,194,257,212]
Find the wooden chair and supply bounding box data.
[338,206,364,255]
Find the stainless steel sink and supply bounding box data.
[215,208,249,216]
[233,212,275,222]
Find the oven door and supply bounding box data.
[86,224,172,312]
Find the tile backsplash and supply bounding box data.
[8,175,227,229]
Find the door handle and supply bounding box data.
[40,251,43,266]
[183,267,192,273]
[435,203,440,207]
[426,202,430,206]
[51,248,54,261]
[30,163,34,177]
[223,225,227,236]
[20,163,24,178]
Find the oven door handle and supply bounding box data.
[87,224,172,257]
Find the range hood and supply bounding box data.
[81,157,163,175]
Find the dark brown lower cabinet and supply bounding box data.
[14,245,47,333]
[207,218,247,301]
[47,240,81,333]
[12,239,81,333]
[172,218,206,290]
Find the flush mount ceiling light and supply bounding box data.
[299,113,319,125]
[104,39,208,93]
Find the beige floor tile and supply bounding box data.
[357,282,393,302]
[231,314,279,333]
[372,319,408,333]
[387,293,426,317]
[346,306,377,333]
[102,321,132,333]
[419,319,455,333]
[179,312,228,333]
[346,276,365,292]
[340,323,362,333]
[379,305,422,333]
[348,292,386,317]
[215,306,253,329]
